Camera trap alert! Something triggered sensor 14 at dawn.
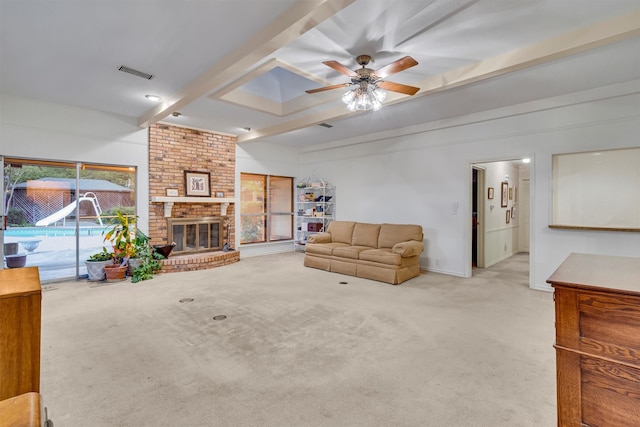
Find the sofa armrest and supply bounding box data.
[307,233,332,244]
[392,241,424,257]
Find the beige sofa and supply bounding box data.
[304,221,424,285]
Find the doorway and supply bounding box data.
[472,166,485,268]
[471,159,532,285]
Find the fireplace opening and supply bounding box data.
[168,217,222,255]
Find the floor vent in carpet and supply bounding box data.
[179,298,194,303]
[339,281,348,285]
[212,315,227,321]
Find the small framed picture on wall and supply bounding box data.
[506,210,511,224]
[501,182,509,207]
[487,187,494,199]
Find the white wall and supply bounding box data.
[298,81,640,290]
[0,93,149,230]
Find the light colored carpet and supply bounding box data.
[39,252,556,426]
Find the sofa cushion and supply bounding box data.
[327,221,356,244]
[305,242,349,256]
[351,223,381,248]
[359,248,402,266]
[333,245,373,260]
[378,224,423,248]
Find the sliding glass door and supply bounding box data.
[2,157,136,282]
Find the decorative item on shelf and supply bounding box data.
[215,191,224,198]
[166,188,179,197]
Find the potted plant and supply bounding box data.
[85,248,113,281]
[130,230,164,283]
[103,210,136,281]
[101,210,163,282]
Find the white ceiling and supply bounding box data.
[1,0,639,149]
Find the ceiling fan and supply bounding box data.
[306,54,420,111]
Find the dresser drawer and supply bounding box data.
[578,292,640,366]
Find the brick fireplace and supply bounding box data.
[148,124,239,272]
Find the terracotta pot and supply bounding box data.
[104,264,127,281]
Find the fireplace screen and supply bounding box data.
[168,217,221,254]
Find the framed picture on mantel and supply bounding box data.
[184,170,211,197]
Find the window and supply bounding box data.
[240,173,293,244]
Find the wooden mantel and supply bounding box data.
[150,196,236,217]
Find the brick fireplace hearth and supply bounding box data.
[148,124,239,272]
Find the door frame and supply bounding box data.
[468,158,535,288]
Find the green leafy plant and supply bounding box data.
[87,248,113,262]
[103,210,137,265]
[101,210,163,282]
[130,230,163,283]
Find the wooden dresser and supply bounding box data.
[547,253,640,427]
[0,266,42,401]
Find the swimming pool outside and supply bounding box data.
[4,226,107,238]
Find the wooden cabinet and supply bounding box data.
[547,253,640,427]
[0,266,42,401]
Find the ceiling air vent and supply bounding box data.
[318,123,333,128]
[118,65,154,80]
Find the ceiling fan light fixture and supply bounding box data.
[342,83,386,112]
[308,54,419,112]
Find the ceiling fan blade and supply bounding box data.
[374,56,418,79]
[322,60,358,77]
[306,83,350,94]
[377,81,420,96]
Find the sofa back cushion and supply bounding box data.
[327,221,356,244]
[378,224,423,248]
[352,223,381,248]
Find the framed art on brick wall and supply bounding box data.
[184,170,211,197]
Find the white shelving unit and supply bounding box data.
[294,183,335,252]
